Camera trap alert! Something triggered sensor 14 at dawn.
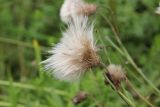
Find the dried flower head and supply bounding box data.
[60,0,97,23]
[42,16,99,82]
[105,64,126,89]
[72,91,88,105]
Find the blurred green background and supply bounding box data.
[0,0,160,107]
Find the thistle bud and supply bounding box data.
[72,91,88,105]
[105,64,126,89]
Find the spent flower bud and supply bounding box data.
[72,91,88,105]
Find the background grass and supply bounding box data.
[0,0,160,107]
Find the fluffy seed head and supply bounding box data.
[43,16,99,82]
[105,64,126,88]
[60,0,97,23]
[155,3,160,15]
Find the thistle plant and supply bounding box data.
[0,1,159,107]
[42,0,159,107]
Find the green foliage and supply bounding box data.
[0,0,160,107]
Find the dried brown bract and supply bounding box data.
[72,91,88,105]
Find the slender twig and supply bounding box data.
[100,62,136,107]
[103,73,135,107]
[126,78,155,107]
[96,30,111,64]
[101,14,160,95]
[122,45,160,95]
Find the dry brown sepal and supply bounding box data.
[72,91,88,105]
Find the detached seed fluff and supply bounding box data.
[42,16,99,82]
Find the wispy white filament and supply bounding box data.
[43,16,99,82]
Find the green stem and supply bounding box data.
[0,80,69,96]
[33,40,43,79]
[96,30,111,64]
[123,47,160,95]
[0,37,47,51]
[104,73,135,107]
[104,29,160,95]
[126,78,155,107]
[105,36,124,55]
[0,101,24,107]
[118,91,136,107]
[102,15,160,95]
[101,11,160,95]
[99,62,136,106]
